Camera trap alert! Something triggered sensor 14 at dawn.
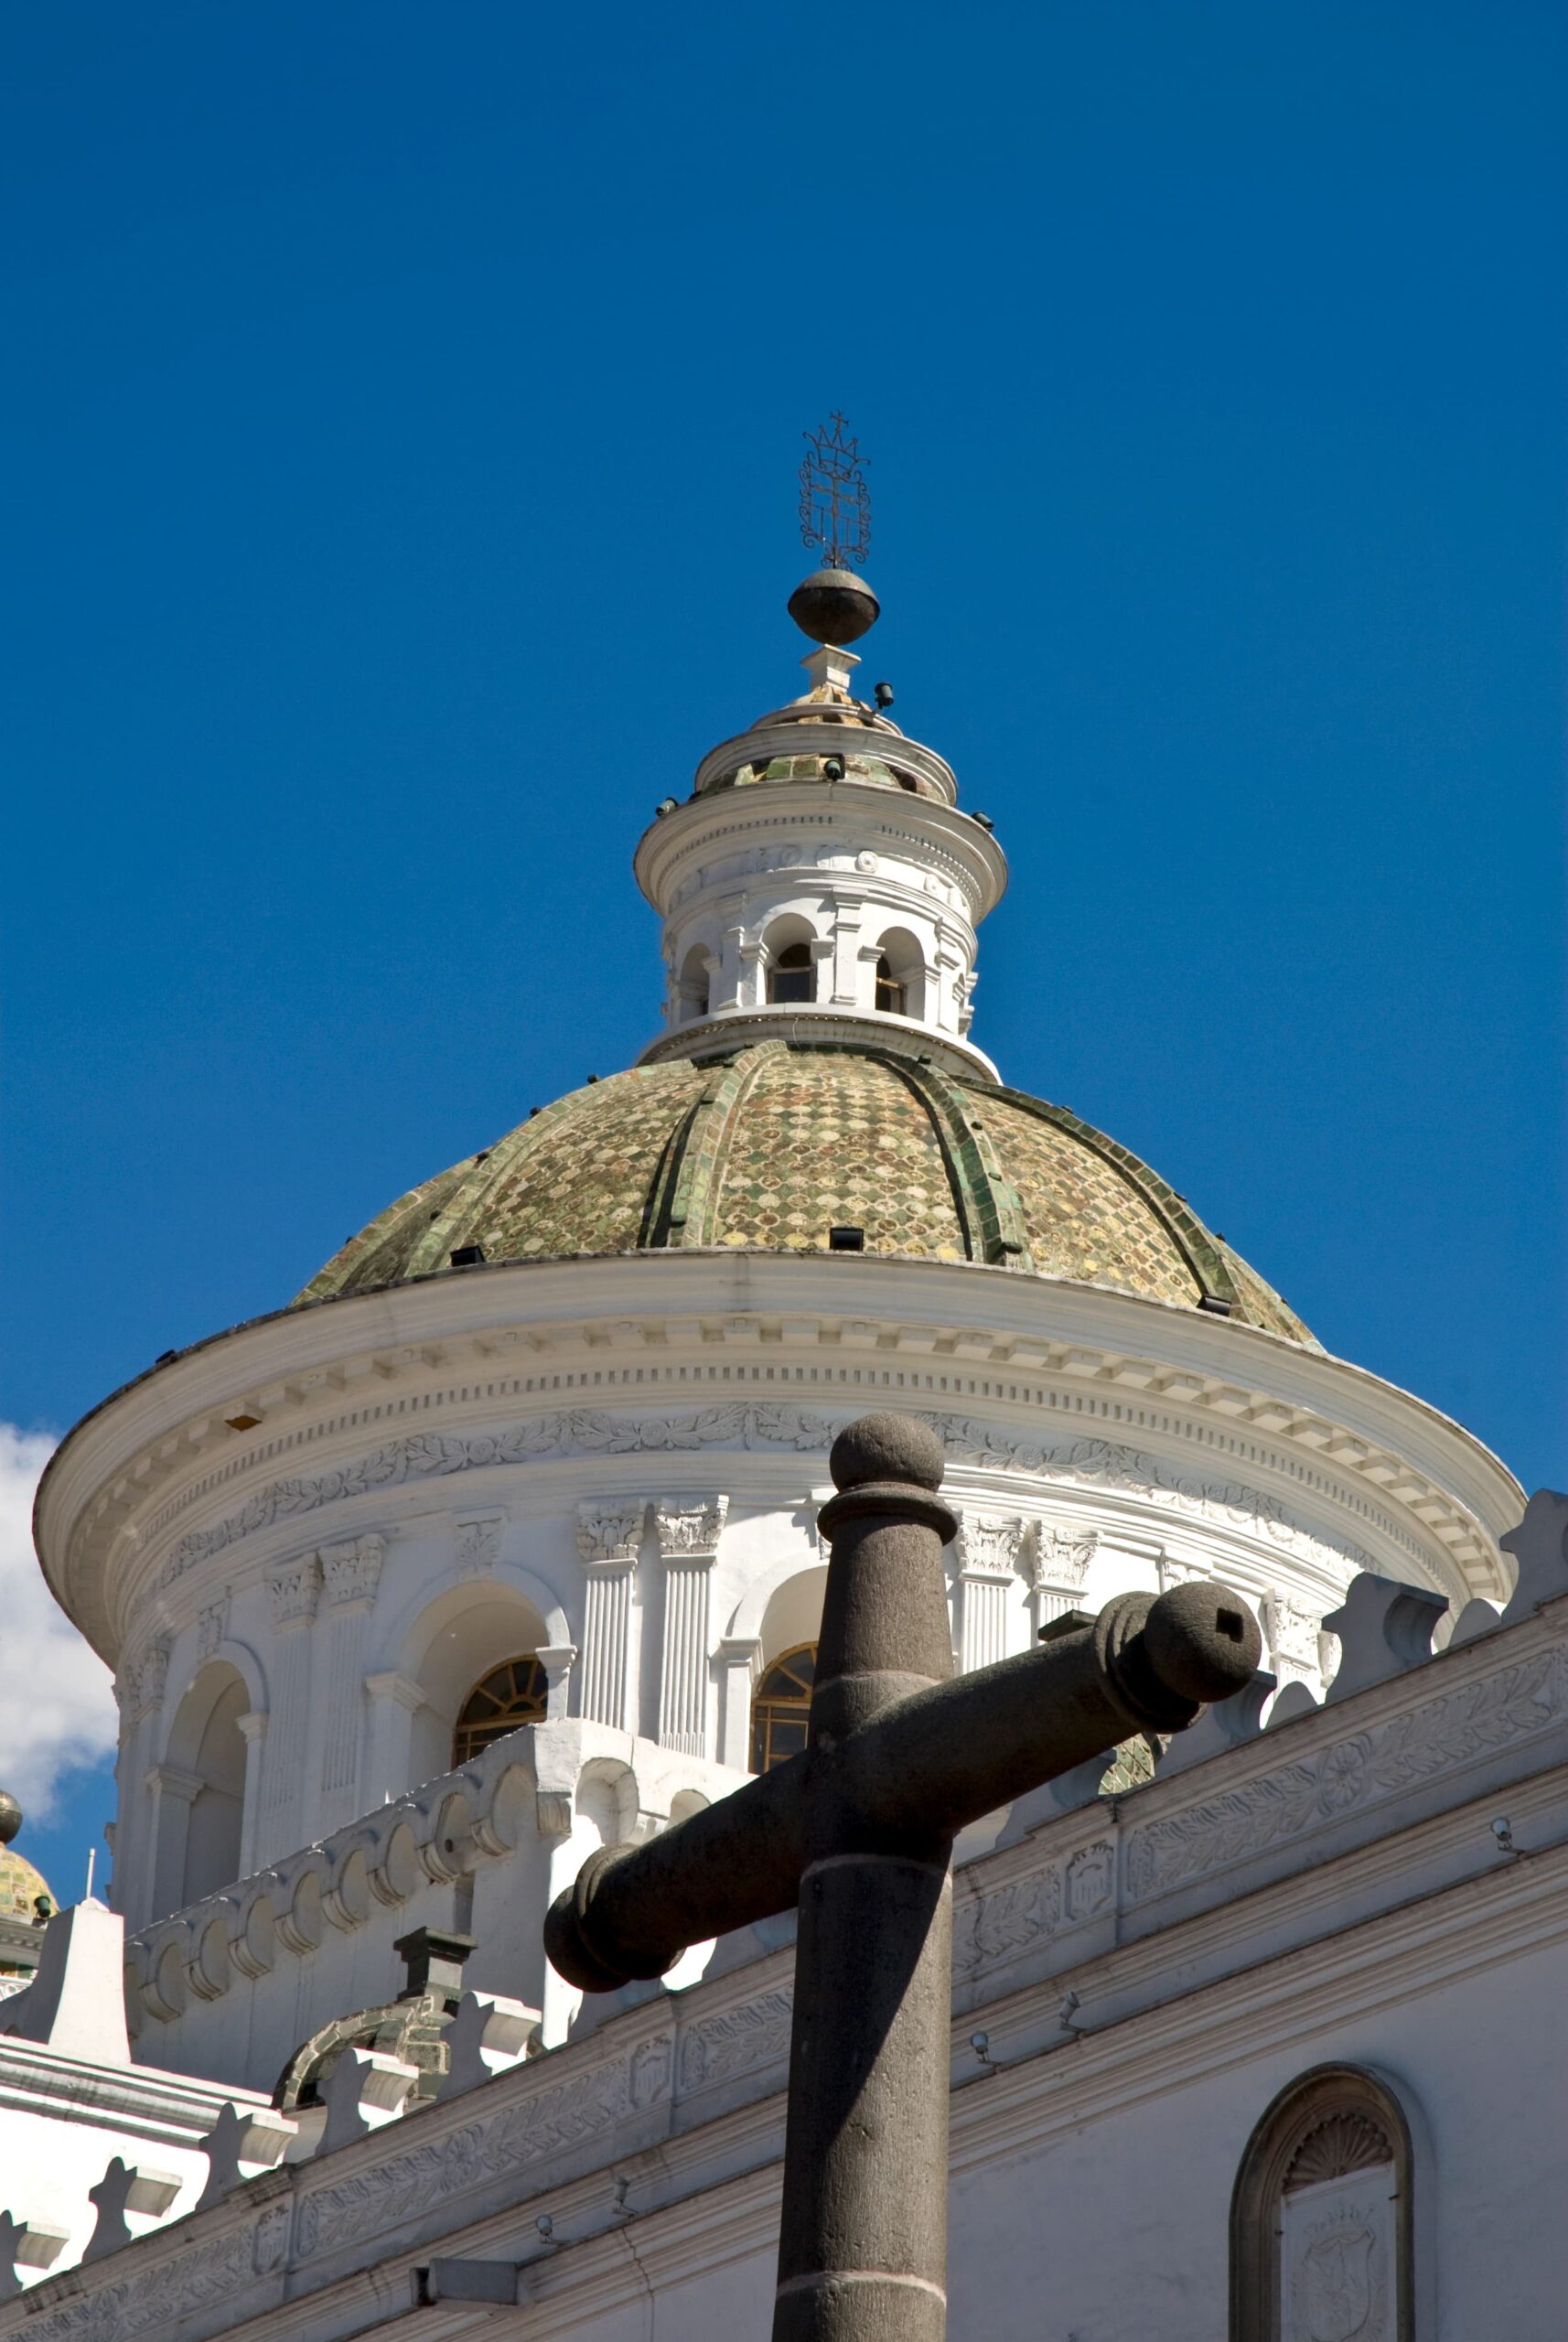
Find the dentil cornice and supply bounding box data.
[35,1254,1521,1662]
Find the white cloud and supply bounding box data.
[0,1426,118,1819]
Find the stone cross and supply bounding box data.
[546,1413,1261,2341]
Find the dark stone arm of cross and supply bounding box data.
[546,1413,1261,2342]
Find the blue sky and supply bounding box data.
[4,3,1564,1893]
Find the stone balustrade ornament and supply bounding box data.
[544,1412,1262,2342]
[1155,1669,1278,1776]
[437,1991,542,2100]
[317,2047,421,2154]
[1499,1487,1568,1623]
[194,2101,297,2208]
[1321,1573,1447,1703]
[82,2158,182,2261]
[0,2212,69,2302]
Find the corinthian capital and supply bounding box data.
[653,1495,728,1562]
[955,1510,1028,1580]
[576,1499,647,1565]
[1034,1524,1098,1594]
[266,1553,323,1628]
[323,1535,385,1610]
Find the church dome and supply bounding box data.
[0,1846,54,1928]
[295,1041,1316,1345]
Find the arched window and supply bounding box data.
[872,928,925,1021]
[1230,2065,1415,2341]
[751,1642,815,1772]
[874,955,906,1015]
[453,1654,548,1766]
[768,941,814,1005]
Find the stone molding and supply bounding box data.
[59,1279,1513,1658]
[145,1403,1391,1602]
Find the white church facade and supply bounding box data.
[2,552,1564,2340]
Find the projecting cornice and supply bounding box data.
[34,1254,1522,1664]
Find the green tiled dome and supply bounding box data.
[295,1043,1315,1344]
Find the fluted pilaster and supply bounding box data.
[654,1497,727,1756]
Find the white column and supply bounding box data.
[362,1671,426,1803]
[318,1535,385,1828]
[1029,1526,1099,1638]
[258,1554,322,1866]
[236,1712,266,1880]
[145,1765,203,1920]
[535,1644,578,1723]
[121,1640,170,1926]
[829,908,864,1005]
[654,1498,728,1757]
[575,1500,646,1730]
[953,1512,1027,1673]
[717,1637,763,1770]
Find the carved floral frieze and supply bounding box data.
[153,1404,1379,1594]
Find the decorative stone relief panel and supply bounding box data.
[1232,2066,1412,2342]
[455,1514,504,1575]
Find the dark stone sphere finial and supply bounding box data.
[829,1412,947,1494]
[788,567,881,648]
[0,1790,21,1846]
[1143,1581,1263,1705]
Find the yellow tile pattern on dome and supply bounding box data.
[463,1062,708,1261]
[0,1848,53,1924]
[975,1093,1204,1307]
[707,1049,967,1258]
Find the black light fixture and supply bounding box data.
[829,1224,865,1252]
[873,681,895,710]
[823,755,846,780]
[450,1244,487,1268]
[972,811,995,833]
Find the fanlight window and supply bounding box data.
[751,1642,816,1773]
[874,954,906,1015]
[453,1654,549,1765]
[768,941,814,1004]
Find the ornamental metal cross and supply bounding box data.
[546,1413,1260,2342]
[800,412,871,572]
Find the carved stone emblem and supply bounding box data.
[455,1515,503,1575]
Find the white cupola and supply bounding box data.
[633,572,1008,1084]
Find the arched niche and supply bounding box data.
[1230,2063,1421,2341]
[873,924,926,1020]
[762,913,819,1005]
[402,1580,559,1788]
[162,1660,249,1908]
